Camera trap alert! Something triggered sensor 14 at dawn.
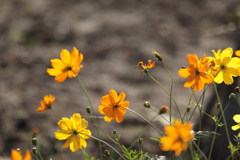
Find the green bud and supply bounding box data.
[215,103,221,109]
[32,147,37,155]
[86,108,91,114]
[229,93,236,100]
[103,150,110,157]
[112,130,118,135]
[32,138,37,146]
[186,106,191,112]
[138,138,143,144]
[235,86,240,93]
[144,101,151,108]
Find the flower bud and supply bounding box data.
[152,50,162,61]
[186,106,191,112]
[144,101,151,108]
[103,150,110,157]
[32,138,37,146]
[215,103,221,109]
[32,147,37,155]
[112,130,118,135]
[86,107,91,114]
[235,86,240,94]
[138,138,144,144]
[159,106,169,114]
[229,93,236,100]
[16,148,21,153]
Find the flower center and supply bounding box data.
[196,70,200,75]
[114,105,119,108]
[63,66,72,72]
[72,130,78,135]
[220,65,225,70]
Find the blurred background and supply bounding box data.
[1,0,240,159]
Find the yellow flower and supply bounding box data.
[55,113,91,152]
[160,120,194,156]
[178,54,213,91]
[36,95,55,112]
[11,149,31,160]
[207,48,240,84]
[137,60,155,71]
[98,90,130,123]
[47,47,83,83]
[232,114,240,131]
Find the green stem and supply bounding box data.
[146,72,182,121]
[77,76,102,160]
[82,133,127,160]
[192,141,208,160]
[126,108,163,136]
[51,108,62,119]
[161,61,174,123]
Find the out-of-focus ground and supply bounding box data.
[1,0,240,159]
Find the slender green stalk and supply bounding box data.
[128,114,159,150]
[161,61,174,123]
[126,108,163,135]
[77,76,95,115]
[77,76,102,160]
[81,133,127,160]
[146,72,182,121]
[51,108,62,119]
[192,141,208,160]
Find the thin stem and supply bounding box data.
[161,61,174,123]
[146,72,183,121]
[192,141,208,160]
[77,76,102,160]
[126,108,163,136]
[83,133,127,160]
[51,108,62,119]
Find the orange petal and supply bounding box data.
[54,72,68,82]
[60,49,71,65]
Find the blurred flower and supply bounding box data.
[160,120,194,156]
[137,60,155,71]
[98,90,129,123]
[232,114,240,131]
[207,48,240,84]
[178,54,213,91]
[36,95,55,112]
[235,50,240,57]
[47,47,83,82]
[11,149,31,160]
[55,113,91,152]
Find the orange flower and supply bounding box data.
[178,54,213,91]
[11,149,31,160]
[98,90,130,123]
[47,47,83,82]
[36,95,55,112]
[137,60,155,71]
[160,120,194,156]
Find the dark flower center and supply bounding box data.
[114,105,119,108]
[73,130,78,135]
[220,65,225,70]
[63,66,72,72]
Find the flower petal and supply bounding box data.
[60,49,71,65]
[233,115,240,123]
[55,130,72,140]
[54,71,68,82]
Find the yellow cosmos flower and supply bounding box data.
[207,48,240,84]
[160,120,194,156]
[137,60,155,71]
[36,95,55,112]
[98,90,130,123]
[47,47,83,83]
[178,54,213,91]
[11,149,31,160]
[55,113,91,152]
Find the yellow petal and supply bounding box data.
[58,118,72,130]
[178,68,190,78]
[232,124,240,131]
[60,49,71,65]
[54,71,68,82]
[214,71,223,84]
[23,150,31,160]
[11,149,22,160]
[50,59,66,69]
[47,68,62,76]
[118,92,126,103]
[233,115,240,123]
[72,113,81,129]
[55,130,72,140]
[62,136,73,149]
[104,116,114,122]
